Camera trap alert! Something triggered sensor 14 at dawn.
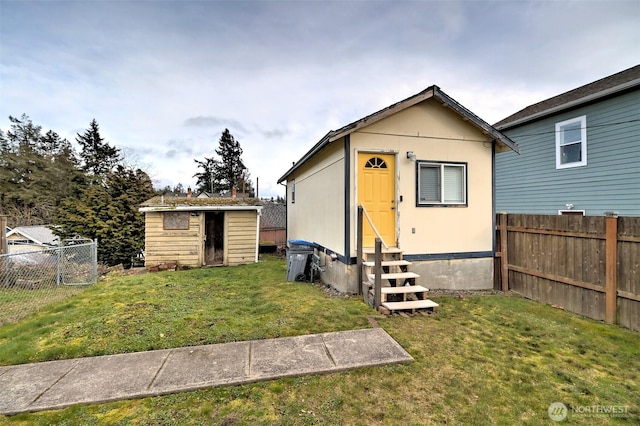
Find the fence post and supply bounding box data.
[56,245,62,286]
[0,216,6,288]
[374,238,382,310]
[0,215,7,256]
[92,239,98,284]
[500,213,509,292]
[605,214,618,324]
[357,205,363,297]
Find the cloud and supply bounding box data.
[1,0,638,198]
[183,116,247,133]
[260,128,290,139]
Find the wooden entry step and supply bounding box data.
[381,285,429,299]
[370,285,429,303]
[366,272,419,283]
[362,260,411,268]
[363,247,403,255]
[382,299,439,314]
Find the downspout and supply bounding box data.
[492,140,497,284]
[255,208,261,262]
[344,135,351,263]
[279,181,288,247]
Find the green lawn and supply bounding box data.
[1,256,638,425]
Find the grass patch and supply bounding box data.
[1,256,638,424]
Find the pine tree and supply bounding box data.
[76,119,121,183]
[194,129,254,196]
[0,115,57,225]
[193,156,220,194]
[214,129,245,192]
[54,165,155,266]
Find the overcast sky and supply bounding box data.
[1,0,638,198]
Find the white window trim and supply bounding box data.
[556,115,587,169]
[417,161,467,206]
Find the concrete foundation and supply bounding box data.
[410,258,494,290]
[319,254,494,294]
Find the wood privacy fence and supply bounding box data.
[495,214,640,332]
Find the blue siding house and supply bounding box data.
[494,65,640,216]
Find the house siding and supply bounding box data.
[350,100,495,256]
[496,89,640,216]
[286,140,346,254]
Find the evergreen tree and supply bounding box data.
[194,129,254,196]
[54,165,155,266]
[0,115,57,225]
[214,129,245,192]
[193,156,219,194]
[76,119,121,183]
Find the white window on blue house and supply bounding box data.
[556,116,587,169]
[417,162,467,206]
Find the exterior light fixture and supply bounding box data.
[406,151,416,161]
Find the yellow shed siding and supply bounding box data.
[144,212,202,267]
[144,209,259,268]
[225,210,258,266]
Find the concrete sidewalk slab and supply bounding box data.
[0,328,412,416]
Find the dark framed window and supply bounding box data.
[417,161,467,206]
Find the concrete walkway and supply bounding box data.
[0,328,412,415]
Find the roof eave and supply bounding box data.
[433,87,520,154]
[277,131,334,183]
[278,87,440,183]
[278,85,520,183]
[497,78,640,130]
[139,205,263,213]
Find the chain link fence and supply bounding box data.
[0,239,98,326]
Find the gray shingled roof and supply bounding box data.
[494,65,640,130]
[260,203,286,229]
[7,226,59,245]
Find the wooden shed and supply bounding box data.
[139,196,263,268]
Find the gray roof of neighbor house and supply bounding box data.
[260,203,286,229]
[139,196,262,212]
[7,225,59,245]
[495,64,640,130]
[278,85,518,183]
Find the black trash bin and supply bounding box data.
[286,240,315,282]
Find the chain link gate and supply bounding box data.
[0,239,98,325]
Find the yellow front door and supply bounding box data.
[358,153,396,247]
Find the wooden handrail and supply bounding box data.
[360,204,389,248]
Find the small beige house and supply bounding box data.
[6,226,59,253]
[139,196,262,268]
[278,86,519,293]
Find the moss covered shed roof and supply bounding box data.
[139,196,263,212]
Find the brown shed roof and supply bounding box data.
[494,65,640,130]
